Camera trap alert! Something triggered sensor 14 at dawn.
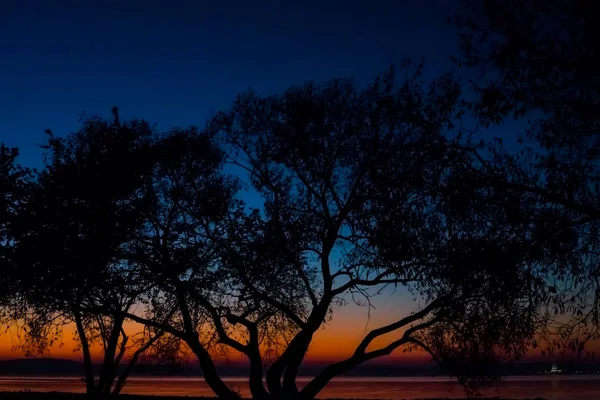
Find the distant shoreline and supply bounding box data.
[0,393,549,400]
[2,374,600,381]
[1,357,598,378]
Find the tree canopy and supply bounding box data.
[203,66,569,398]
[5,109,168,397]
[454,0,600,354]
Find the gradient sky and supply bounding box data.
[0,0,478,364]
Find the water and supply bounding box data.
[1,375,600,399]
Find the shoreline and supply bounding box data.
[0,393,549,400]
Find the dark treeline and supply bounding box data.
[1,1,599,399]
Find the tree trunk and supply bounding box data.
[98,316,125,396]
[112,357,135,398]
[266,314,326,398]
[281,334,312,397]
[172,282,241,399]
[73,310,97,396]
[266,336,308,399]
[281,301,331,398]
[111,331,161,398]
[265,351,286,397]
[247,346,270,400]
[188,338,241,400]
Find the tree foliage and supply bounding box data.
[454,0,600,355]
[6,108,165,397]
[200,66,560,398]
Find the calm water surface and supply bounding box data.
[1,376,600,399]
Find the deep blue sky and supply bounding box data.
[1,0,461,167]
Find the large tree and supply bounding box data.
[193,67,559,399]
[80,67,559,400]
[9,109,165,397]
[453,0,600,353]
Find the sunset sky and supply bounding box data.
[0,0,524,367]
[0,291,427,363]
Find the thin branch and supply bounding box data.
[113,328,129,370]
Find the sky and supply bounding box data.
[0,0,461,166]
[0,0,473,365]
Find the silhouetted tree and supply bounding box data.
[454,0,600,354]
[198,66,559,399]
[9,109,164,398]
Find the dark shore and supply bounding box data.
[0,393,548,400]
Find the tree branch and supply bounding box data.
[354,297,446,356]
[331,268,422,297]
[300,319,439,399]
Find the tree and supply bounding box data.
[195,66,558,399]
[453,0,600,354]
[9,108,165,398]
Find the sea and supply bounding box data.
[1,376,600,399]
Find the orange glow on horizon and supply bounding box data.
[0,300,431,365]
[1,298,572,366]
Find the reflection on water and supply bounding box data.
[1,376,599,399]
